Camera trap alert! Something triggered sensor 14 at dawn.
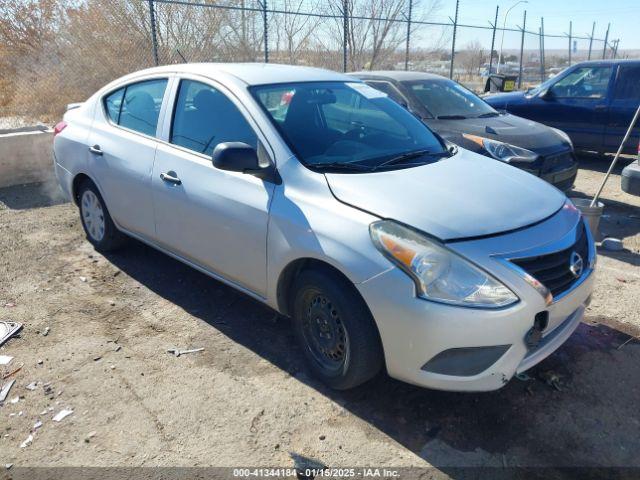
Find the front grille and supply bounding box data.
[511,223,589,298]
[541,151,575,174]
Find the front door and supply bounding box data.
[152,79,275,297]
[538,65,614,150]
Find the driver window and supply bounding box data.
[550,66,612,99]
[171,80,257,156]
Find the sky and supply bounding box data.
[423,0,639,53]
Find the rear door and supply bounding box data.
[152,77,275,297]
[605,64,640,153]
[87,77,169,240]
[541,65,614,150]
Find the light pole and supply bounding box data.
[497,0,528,74]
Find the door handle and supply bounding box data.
[89,145,103,156]
[160,171,182,185]
[594,105,608,111]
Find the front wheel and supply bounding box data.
[77,180,126,252]
[291,268,384,390]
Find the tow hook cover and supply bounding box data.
[525,312,549,348]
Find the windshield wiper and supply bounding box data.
[477,112,500,118]
[310,161,374,172]
[436,114,467,120]
[372,149,449,171]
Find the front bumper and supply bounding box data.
[357,210,595,392]
[540,162,578,192]
[518,154,578,192]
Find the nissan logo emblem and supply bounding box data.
[569,251,584,278]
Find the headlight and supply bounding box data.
[370,221,518,308]
[551,127,573,148]
[462,134,538,164]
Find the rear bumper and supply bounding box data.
[53,155,74,202]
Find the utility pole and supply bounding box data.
[404,0,413,71]
[498,0,528,74]
[488,6,499,75]
[602,23,610,59]
[342,0,348,72]
[568,21,572,66]
[449,0,459,80]
[518,10,527,89]
[262,0,269,63]
[148,0,159,66]
[587,22,595,60]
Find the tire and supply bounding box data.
[291,268,384,390]
[77,179,126,252]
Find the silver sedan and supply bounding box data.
[53,63,595,391]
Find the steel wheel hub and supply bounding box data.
[303,295,347,368]
[81,190,105,242]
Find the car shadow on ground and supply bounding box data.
[102,238,640,473]
[0,182,68,210]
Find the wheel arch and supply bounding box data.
[276,257,368,318]
[71,172,94,206]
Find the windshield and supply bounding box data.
[404,79,497,119]
[251,81,448,171]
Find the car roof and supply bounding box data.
[348,70,450,82]
[120,62,355,86]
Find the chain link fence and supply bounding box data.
[0,0,620,128]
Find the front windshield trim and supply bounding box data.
[249,81,449,173]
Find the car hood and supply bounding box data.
[426,113,566,153]
[325,148,566,241]
[484,91,526,109]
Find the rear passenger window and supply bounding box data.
[613,66,640,100]
[171,80,257,156]
[103,79,168,137]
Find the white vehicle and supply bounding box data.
[53,63,595,391]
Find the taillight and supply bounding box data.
[53,121,67,137]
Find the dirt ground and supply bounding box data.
[1,154,639,473]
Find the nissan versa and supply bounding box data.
[53,64,596,391]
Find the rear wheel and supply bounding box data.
[291,268,383,390]
[77,180,126,252]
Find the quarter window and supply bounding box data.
[103,78,168,137]
[171,80,257,156]
[104,88,124,123]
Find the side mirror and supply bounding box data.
[212,142,280,183]
[539,88,554,100]
[213,142,259,172]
